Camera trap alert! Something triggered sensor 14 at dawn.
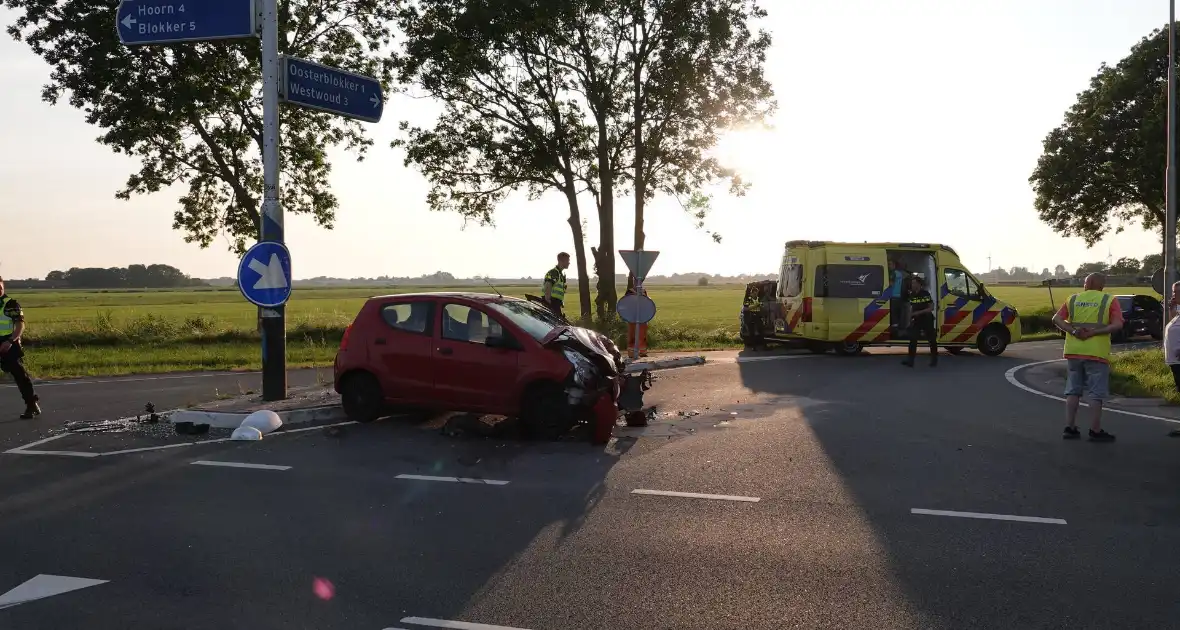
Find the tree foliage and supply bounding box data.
[45,264,201,288]
[390,0,599,318]
[1109,256,1141,275]
[391,0,774,316]
[3,0,395,252]
[1143,252,1163,273]
[1029,25,1170,246]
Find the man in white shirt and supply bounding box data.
[1165,282,1180,392]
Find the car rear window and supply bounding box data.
[380,301,433,335]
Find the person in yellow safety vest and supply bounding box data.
[1052,272,1123,442]
[542,252,570,319]
[0,277,40,419]
[624,273,648,356]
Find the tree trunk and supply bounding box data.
[589,104,619,318]
[561,187,593,321]
[632,30,646,251]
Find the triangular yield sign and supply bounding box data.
[0,574,108,610]
[619,250,660,283]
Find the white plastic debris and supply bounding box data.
[230,426,263,441]
[240,409,282,435]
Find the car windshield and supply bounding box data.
[486,299,563,342]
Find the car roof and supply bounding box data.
[368,292,522,303]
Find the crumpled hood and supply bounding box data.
[541,325,620,373]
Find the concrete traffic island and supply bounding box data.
[169,384,345,430]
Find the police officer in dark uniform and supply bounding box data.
[901,275,938,368]
[0,277,40,418]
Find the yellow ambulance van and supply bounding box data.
[769,241,1021,356]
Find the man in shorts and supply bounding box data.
[1051,273,1122,442]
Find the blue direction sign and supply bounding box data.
[279,56,383,123]
[116,0,257,45]
[238,241,292,308]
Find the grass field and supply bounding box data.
[2,284,1156,379]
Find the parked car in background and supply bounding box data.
[1113,294,1164,342]
[333,292,624,438]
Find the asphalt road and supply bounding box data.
[2,341,1180,629]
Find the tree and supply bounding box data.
[390,0,596,320]
[1076,261,1108,277]
[1110,256,1141,275]
[3,0,395,253]
[47,264,200,288]
[1029,25,1169,247]
[1054,264,1069,278]
[697,276,709,286]
[1143,253,1163,273]
[615,0,775,251]
[1040,268,1051,278]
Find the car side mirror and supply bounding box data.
[485,334,517,350]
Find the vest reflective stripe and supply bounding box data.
[544,268,567,302]
[1063,290,1112,359]
[0,297,13,337]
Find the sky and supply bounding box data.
[0,0,1171,281]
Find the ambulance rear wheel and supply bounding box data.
[806,341,829,354]
[977,325,1009,356]
[834,341,862,356]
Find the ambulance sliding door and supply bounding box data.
[815,250,889,344]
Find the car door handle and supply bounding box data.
[374,338,386,345]
[437,347,453,355]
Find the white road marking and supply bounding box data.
[734,354,820,364]
[631,488,760,502]
[911,508,1067,525]
[395,474,510,486]
[0,371,249,389]
[1004,360,1180,425]
[2,420,357,458]
[0,574,108,610]
[399,617,533,630]
[191,460,291,471]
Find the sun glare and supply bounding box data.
[712,127,777,182]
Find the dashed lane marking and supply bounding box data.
[395,474,510,486]
[912,508,1067,525]
[398,617,533,630]
[191,460,291,471]
[631,488,760,502]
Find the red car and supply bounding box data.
[333,292,625,437]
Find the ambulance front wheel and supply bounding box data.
[834,341,862,356]
[977,325,1010,357]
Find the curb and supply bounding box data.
[169,404,347,429]
[1004,360,1180,425]
[624,355,706,373]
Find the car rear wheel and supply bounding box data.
[977,325,1009,356]
[340,372,384,423]
[833,340,862,356]
[520,382,576,440]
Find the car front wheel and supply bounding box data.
[520,382,576,440]
[340,372,384,423]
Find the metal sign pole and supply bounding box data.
[259,0,286,400]
[1167,1,1177,312]
[631,281,642,361]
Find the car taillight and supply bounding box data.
[339,324,352,351]
[802,297,813,322]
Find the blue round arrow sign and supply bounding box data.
[237,241,293,308]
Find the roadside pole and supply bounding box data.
[617,250,660,361]
[116,0,384,402]
[258,0,285,400]
[1166,3,1176,311]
